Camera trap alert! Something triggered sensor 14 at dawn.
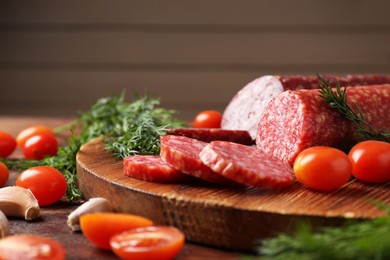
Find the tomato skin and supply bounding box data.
[16,166,67,206]
[110,226,185,260]
[348,140,390,183]
[0,234,65,260]
[16,125,55,148]
[193,110,222,128]
[23,133,58,160]
[0,162,9,187]
[80,213,154,250]
[0,131,17,158]
[294,146,352,191]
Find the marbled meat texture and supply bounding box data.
[256,85,390,165]
[199,141,294,189]
[124,155,192,183]
[222,74,390,139]
[160,135,236,185]
[166,128,254,144]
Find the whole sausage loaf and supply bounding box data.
[222,74,390,139]
[256,85,390,165]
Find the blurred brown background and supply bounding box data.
[1,0,389,120]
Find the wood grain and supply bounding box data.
[1,0,389,25]
[1,1,389,117]
[2,32,389,65]
[76,137,390,251]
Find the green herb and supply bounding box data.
[1,93,185,200]
[103,94,185,159]
[255,206,390,260]
[317,73,390,142]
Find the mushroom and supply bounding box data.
[0,186,40,221]
[67,197,113,231]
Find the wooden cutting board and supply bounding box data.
[76,137,390,251]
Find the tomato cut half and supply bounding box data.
[0,234,65,260]
[110,226,185,260]
[80,213,154,250]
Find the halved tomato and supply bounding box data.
[0,234,65,260]
[110,226,185,260]
[80,213,153,250]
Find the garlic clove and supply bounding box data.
[67,197,113,231]
[0,210,9,238]
[0,186,40,221]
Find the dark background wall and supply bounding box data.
[1,0,389,120]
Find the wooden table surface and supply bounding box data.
[0,116,247,260]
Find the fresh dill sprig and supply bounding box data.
[317,73,390,142]
[256,211,390,260]
[104,95,185,159]
[1,92,185,200]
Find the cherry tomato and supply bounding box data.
[16,125,55,148]
[0,131,17,158]
[193,110,222,128]
[0,162,9,187]
[294,146,352,191]
[110,226,185,260]
[348,140,390,183]
[16,166,67,206]
[23,133,58,160]
[0,234,65,260]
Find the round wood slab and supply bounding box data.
[76,137,390,251]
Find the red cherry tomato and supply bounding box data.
[16,166,67,206]
[0,234,65,260]
[23,133,58,160]
[294,146,352,191]
[0,162,9,187]
[193,110,222,128]
[110,226,185,260]
[0,131,16,158]
[16,125,55,148]
[348,140,390,183]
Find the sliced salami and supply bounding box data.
[256,85,390,165]
[166,128,254,144]
[159,135,236,185]
[199,141,294,189]
[123,155,192,183]
[222,74,390,139]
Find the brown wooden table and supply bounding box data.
[0,116,247,260]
